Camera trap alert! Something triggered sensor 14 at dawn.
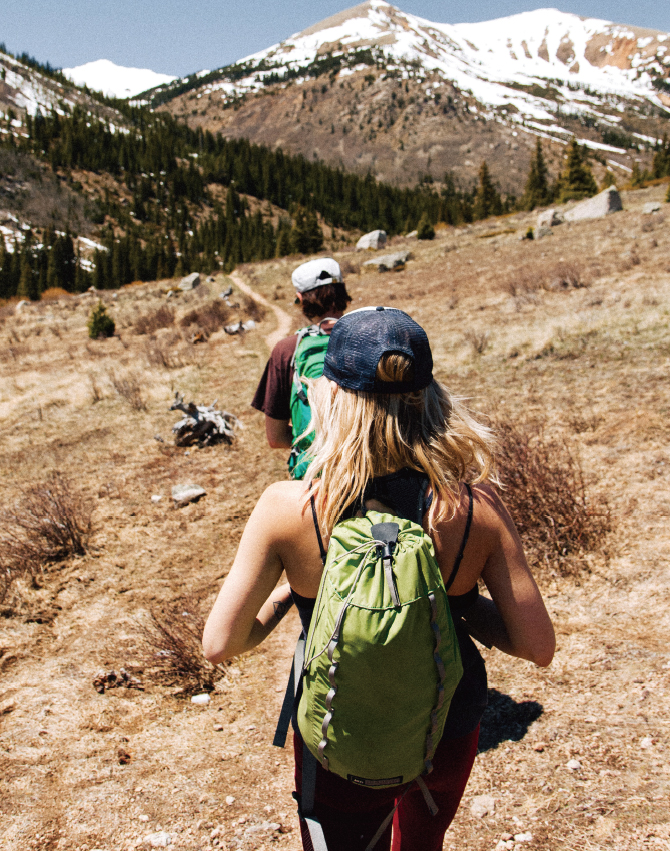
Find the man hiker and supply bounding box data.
[251,257,352,478]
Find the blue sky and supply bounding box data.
[3,1,670,77]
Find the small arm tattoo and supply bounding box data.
[273,599,293,621]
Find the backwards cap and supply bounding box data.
[323,306,433,394]
[292,258,343,293]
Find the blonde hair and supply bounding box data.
[303,352,496,535]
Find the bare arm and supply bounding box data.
[469,487,555,667]
[202,486,294,664]
[265,415,292,449]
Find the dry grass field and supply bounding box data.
[0,184,669,851]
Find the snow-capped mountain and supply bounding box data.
[166,1,669,124]
[63,59,176,99]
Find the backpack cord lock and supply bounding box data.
[371,523,401,608]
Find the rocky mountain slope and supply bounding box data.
[151,2,670,190]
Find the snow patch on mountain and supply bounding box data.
[192,1,670,125]
[63,59,176,99]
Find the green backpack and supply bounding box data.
[297,510,463,789]
[287,323,331,480]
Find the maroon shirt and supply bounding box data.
[251,334,298,421]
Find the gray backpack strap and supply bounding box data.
[273,636,305,748]
[301,743,329,851]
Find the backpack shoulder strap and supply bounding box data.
[310,492,327,565]
[444,484,473,593]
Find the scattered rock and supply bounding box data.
[514,832,533,843]
[536,226,553,239]
[172,484,206,506]
[206,276,216,283]
[640,736,654,749]
[139,815,150,822]
[144,832,172,847]
[226,796,236,805]
[179,272,200,291]
[15,300,29,312]
[567,758,582,771]
[496,841,514,850]
[470,794,495,818]
[533,741,547,752]
[154,435,164,443]
[118,747,132,765]
[223,320,256,335]
[564,187,622,222]
[213,724,224,732]
[501,833,513,841]
[221,285,233,298]
[171,392,240,447]
[642,202,662,214]
[356,229,387,250]
[191,693,211,705]
[93,668,143,694]
[0,702,15,715]
[405,229,418,239]
[362,250,411,272]
[537,208,562,228]
[151,495,162,503]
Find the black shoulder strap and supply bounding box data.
[444,484,473,593]
[310,492,327,565]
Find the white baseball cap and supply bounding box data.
[291,258,343,293]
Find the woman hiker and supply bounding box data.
[204,306,555,850]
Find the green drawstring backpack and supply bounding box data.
[275,494,470,851]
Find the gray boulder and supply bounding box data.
[356,229,387,250]
[537,208,562,228]
[564,187,622,222]
[642,202,662,214]
[363,250,410,272]
[171,484,206,506]
[179,272,201,291]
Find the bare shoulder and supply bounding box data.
[255,481,312,531]
[471,483,513,531]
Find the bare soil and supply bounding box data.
[1,185,669,851]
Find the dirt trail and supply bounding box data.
[229,270,292,352]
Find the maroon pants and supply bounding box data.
[293,725,479,851]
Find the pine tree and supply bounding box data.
[473,162,502,220]
[556,140,598,203]
[417,213,435,240]
[522,139,551,210]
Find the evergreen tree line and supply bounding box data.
[520,137,601,211]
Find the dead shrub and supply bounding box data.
[0,473,92,604]
[339,259,360,275]
[144,332,186,369]
[179,300,231,337]
[88,372,104,403]
[108,369,147,411]
[495,420,611,574]
[40,287,71,301]
[137,598,224,693]
[547,261,589,290]
[464,329,490,355]
[241,293,267,323]
[134,305,175,335]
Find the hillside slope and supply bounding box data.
[153,2,670,189]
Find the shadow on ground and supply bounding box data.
[477,688,543,753]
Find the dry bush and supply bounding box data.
[108,369,147,411]
[241,293,267,323]
[504,261,590,305]
[134,305,175,335]
[40,287,71,301]
[0,473,92,604]
[137,598,224,693]
[339,259,360,275]
[144,332,188,369]
[179,300,231,337]
[495,420,611,575]
[88,372,104,403]
[464,329,490,355]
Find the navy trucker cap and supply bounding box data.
[323,306,433,393]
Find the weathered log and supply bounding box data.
[170,392,240,447]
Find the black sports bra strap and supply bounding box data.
[310,493,327,565]
[444,484,473,593]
